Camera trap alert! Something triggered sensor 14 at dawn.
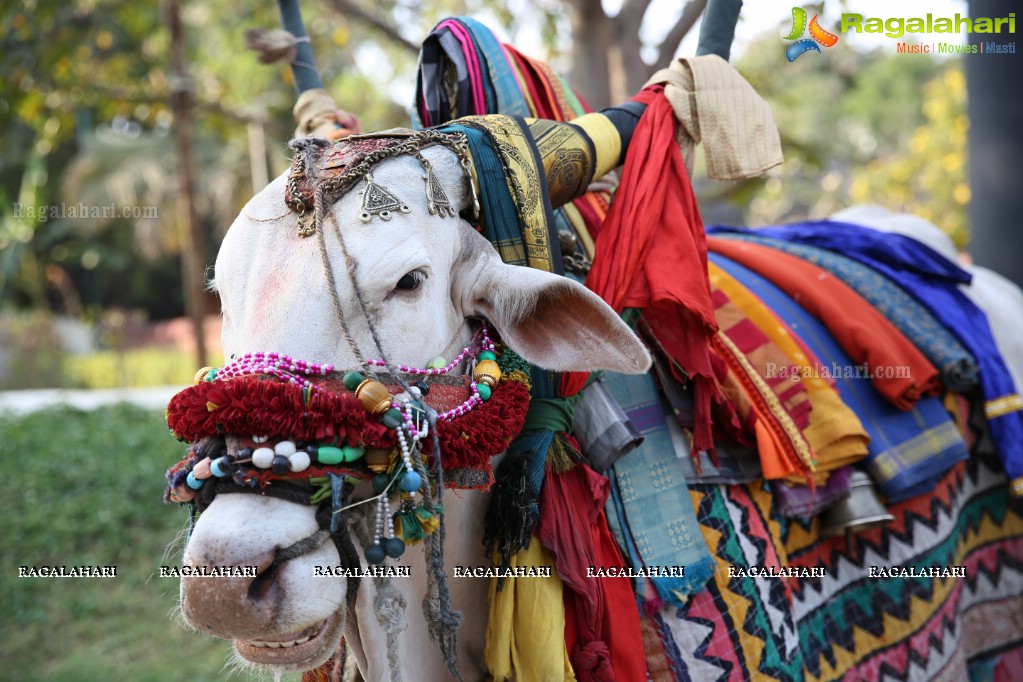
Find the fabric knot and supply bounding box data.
[374,579,408,635]
[572,640,613,680]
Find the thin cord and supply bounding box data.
[314,187,367,367]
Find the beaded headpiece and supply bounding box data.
[285,129,479,237]
[165,325,532,563]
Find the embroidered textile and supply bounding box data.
[710,221,1023,489]
[708,237,942,411]
[713,232,979,393]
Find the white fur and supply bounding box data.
[180,145,650,679]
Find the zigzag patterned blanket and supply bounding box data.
[651,458,1023,681]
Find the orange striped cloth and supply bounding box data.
[712,286,813,431]
[708,261,869,484]
[712,331,817,480]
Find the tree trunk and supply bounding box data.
[610,0,651,102]
[566,0,613,110]
[168,0,208,368]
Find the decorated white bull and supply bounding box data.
[162,6,1023,682]
[166,128,648,679]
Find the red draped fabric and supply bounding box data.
[579,85,728,453]
[538,462,647,682]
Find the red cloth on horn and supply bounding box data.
[572,85,726,453]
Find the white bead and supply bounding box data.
[252,435,269,444]
[274,440,297,456]
[252,447,274,468]
[408,386,422,398]
[288,451,311,472]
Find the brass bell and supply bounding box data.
[193,366,214,384]
[820,470,894,539]
[363,447,394,474]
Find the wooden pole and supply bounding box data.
[695,0,742,61]
[168,0,208,367]
[276,0,324,93]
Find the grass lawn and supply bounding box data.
[0,404,304,681]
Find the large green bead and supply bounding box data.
[317,446,345,465]
[341,445,365,462]
[343,370,365,391]
[477,383,492,401]
[381,408,403,429]
[478,350,497,362]
[426,356,447,369]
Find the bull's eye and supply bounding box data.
[395,271,424,292]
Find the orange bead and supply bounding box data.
[171,483,196,503]
[192,457,213,479]
[355,379,392,415]
[473,359,502,387]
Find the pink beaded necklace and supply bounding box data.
[214,323,498,422]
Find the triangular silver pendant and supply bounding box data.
[359,174,411,222]
[423,161,456,218]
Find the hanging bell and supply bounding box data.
[819,470,894,539]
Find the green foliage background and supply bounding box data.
[0,405,256,680]
[720,34,969,246]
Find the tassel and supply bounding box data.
[545,436,576,475]
[393,504,443,543]
[329,473,345,533]
[483,432,554,579]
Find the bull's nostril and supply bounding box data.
[248,561,280,601]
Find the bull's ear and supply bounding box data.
[471,259,651,374]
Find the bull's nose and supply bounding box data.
[176,493,343,643]
[180,549,281,638]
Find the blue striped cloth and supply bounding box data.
[709,221,1023,486]
[714,232,979,393]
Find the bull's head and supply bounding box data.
[169,134,649,678]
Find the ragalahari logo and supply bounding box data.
[784,7,840,61]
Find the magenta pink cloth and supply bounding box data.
[437,20,487,114]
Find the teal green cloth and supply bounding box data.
[602,371,716,608]
[439,119,559,399]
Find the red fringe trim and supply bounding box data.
[167,377,395,448]
[432,379,530,472]
[165,376,530,489]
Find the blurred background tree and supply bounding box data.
[0,0,971,389]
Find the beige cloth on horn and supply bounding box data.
[292,88,361,140]
[646,55,783,180]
